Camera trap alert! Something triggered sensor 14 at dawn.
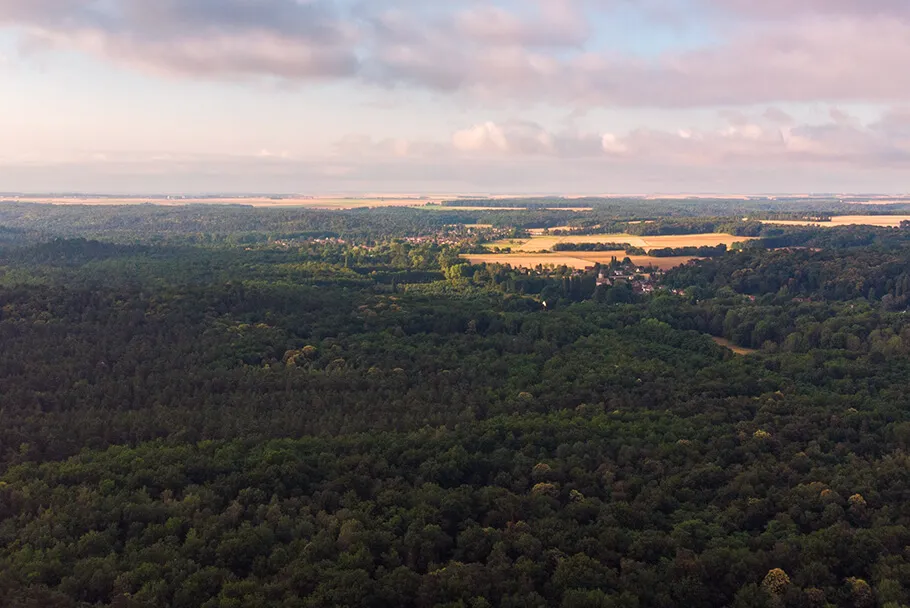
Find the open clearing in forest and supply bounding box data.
[710,336,758,355]
[762,215,910,228]
[487,233,754,253]
[463,252,699,271]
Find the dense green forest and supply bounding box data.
[2,204,910,607]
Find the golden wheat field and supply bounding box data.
[762,216,910,228]
[487,233,754,253]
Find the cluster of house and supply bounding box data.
[397,235,468,246]
[597,268,657,293]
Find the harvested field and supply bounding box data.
[762,215,910,228]
[487,233,753,253]
[463,252,698,271]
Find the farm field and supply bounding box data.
[464,252,699,271]
[487,233,754,252]
[762,215,910,228]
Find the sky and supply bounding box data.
[1,0,910,194]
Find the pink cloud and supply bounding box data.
[3,0,910,110]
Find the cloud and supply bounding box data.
[453,122,512,153]
[447,109,910,170]
[703,0,910,20]
[4,0,910,109]
[871,107,910,138]
[366,8,910,108]
[601,134,627,154]
[4,0,359,79]
[453,1,587,48]
[452,121,603,156]
[763,107,794,125]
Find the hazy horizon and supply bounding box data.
[3,0,910,193]
[5,192,910,200]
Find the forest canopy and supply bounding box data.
[1,203,910,607]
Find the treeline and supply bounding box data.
[551,243,729,258]
[550,219,766,238]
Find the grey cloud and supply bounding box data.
[703,0,910,20]
[872,107,910,135]
[124,0,350,41]
[3,0,349,39]
[3,0,360,79]
[763,108,794,125]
